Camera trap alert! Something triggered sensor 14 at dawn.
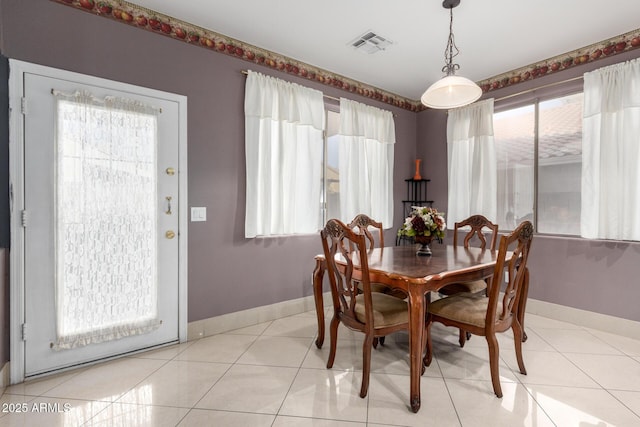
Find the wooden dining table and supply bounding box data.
[312,244,503,413]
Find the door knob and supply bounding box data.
[165,230,176,239]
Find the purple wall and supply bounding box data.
[417,49,640,322]
[0,0,417,322]
[2,0,638,331]
[416,108,448,210]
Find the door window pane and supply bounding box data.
[54,95,160,349]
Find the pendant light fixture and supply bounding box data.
[421,0,482,109]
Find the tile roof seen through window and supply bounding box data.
[494,93,583,166]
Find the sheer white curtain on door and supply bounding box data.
[244,71,325,237]
[338,98,395,228]
[447,98,497,225]
[53,90,161,350]
[582,58,640,240]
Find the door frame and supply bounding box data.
[8,59,189,384]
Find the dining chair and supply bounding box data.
[349,214,407,299]
[349,214,407,348]
[321,218,412,398]
[439,214,499,347]
[348,213,384,250]
[423,220,533,398]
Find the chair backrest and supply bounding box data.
[321,219,373,327]
[348,214,384,250]
[454,215,499,251]
[486,221,534,328]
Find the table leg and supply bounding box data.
[408,287,425,413]
[313,258,326,349]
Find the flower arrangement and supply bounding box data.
[397,206,446,243]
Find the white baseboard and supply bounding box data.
[526,298,640,340]
[187,294,640,342]
[187,294,320,340]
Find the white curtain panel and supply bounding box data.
[582,58,640,240]
[53,90,161,350]
[338,98,395,228]
[244,70,325,237]
[447,98,497,226]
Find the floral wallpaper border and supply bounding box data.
[477,28,640,93]
[53,0,640,111]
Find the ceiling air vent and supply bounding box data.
[350,31,393,54]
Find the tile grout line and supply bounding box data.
[272,330,314,423]
[434,356,464,427]
[82,354,176,425]
[185,321,273,418]
[529,323,640,424]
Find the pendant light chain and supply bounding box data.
[443,7,461,76]
[420,0,482,109]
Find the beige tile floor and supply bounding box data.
[1,310,640,426]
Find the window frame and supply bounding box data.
[321,106,341,227]
[493,80,584,237]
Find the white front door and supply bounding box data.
[10,61,187,378]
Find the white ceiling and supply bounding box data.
[128,0,640,100]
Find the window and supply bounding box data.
[494,92,583,234]
[244,71,324,238]
[323,105,395,229]
[337,98,395,228]
[244,71,394,237]
[324,109,341,222]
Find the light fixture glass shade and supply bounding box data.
[420,74,482,109]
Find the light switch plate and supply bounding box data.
[191,207,207,222]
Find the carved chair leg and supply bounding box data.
[458,329,472,347]
[458,329,466,347]
[486,333,503,398]
[512,321,527,375]
[519,268,530,343]
[423,321,433,367]
[313,260,326,349]
[360,334,374,398]
[373,337,379,349]
[326,316,340,369]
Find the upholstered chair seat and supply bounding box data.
[424,221,534,399]
[354,293,408,327]
[428,293,503,328]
